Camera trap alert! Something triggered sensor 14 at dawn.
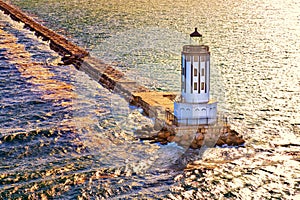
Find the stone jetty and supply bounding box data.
[0,1,89,62]
[0,1,244,149]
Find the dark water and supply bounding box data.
[1,0,300,199]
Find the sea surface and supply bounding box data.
[0,0,299,199]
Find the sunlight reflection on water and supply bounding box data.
[1,0,300,198]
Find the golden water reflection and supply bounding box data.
[0,28,76,107]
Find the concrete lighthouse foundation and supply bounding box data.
[174,100,217,125]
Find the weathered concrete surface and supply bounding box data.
[132,92,175,117]
[76,56,150,95]
[0,1,245,148]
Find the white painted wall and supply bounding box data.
[174,101,217,125]
[174,44,217,125]
[181,55,210,103]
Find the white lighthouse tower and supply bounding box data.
[174,28,217,125]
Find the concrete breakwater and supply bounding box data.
[0,1,244,148]
[0,1,89,62]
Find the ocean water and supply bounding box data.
[1,0,299,199]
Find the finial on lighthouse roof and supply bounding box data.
[190,28,203,45]
[190,28,202,38]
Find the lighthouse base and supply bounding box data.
[174,100,217,125]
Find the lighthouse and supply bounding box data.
[174,28,217,125]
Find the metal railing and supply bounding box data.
[165,109,229,126]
